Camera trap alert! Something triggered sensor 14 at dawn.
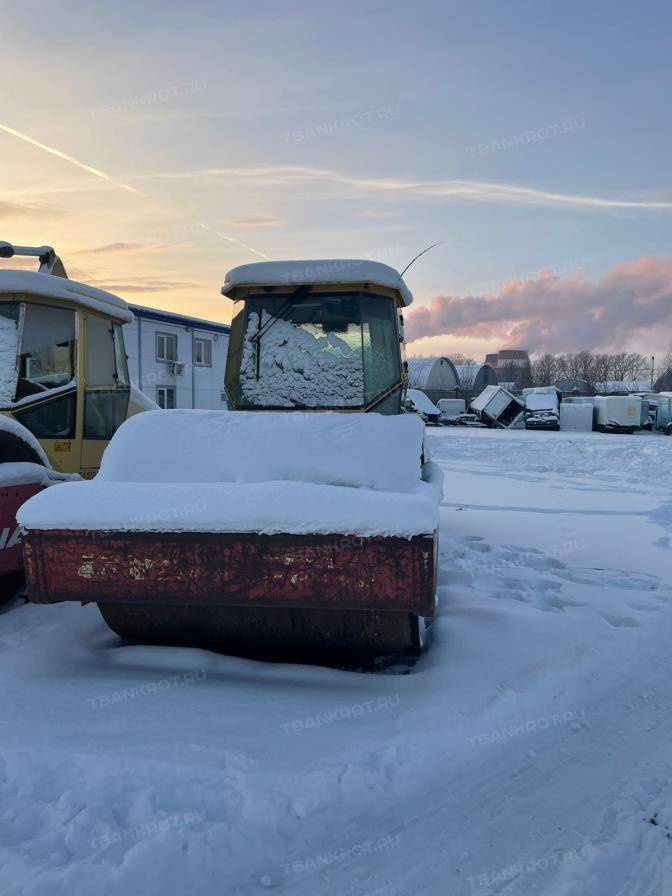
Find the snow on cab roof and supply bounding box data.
[0,270,134,323]
[221,259,413,306]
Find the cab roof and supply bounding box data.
[221,259,413,306]
[0,269,134,323]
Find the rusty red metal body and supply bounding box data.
[0,483,44,577]
[23,529,438,616]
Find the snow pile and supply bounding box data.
[19,410,442,537]
[0,314,19,406]
[0,463,77,487]
[239,311,364,408]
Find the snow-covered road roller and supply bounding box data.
[0,241,151,591]
[20,260,441,658]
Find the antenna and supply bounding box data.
[400,242,444,278]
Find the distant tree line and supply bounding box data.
[449,353,476,366]
[530,351,657,390]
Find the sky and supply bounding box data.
[2,0,672,363]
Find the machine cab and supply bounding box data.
[0,242,135,476]
[221,260,411,414]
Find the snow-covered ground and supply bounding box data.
[2,427,672,895]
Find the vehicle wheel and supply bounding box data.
[98,603,426,662]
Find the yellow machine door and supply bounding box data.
[80,314,130,476]
[10,301,81,474]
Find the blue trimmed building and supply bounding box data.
[124,305,231,409]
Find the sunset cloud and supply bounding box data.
[0,199,60,219]
[75,242,169,255]
[90,278,208,294]
[405,257,672,353]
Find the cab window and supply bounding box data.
[86,315,116,386]
[17,305,76,401]
[14,390,76,439]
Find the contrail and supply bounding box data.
[139,165,672,212]
[0,123,142,195]
[193,222,268,259]
[214,231,268,259]
[0,124,268,259]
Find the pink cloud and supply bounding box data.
[405,257,672,353]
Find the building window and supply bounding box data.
[156,386,176,409]
[194,338,212,367]
[156,332,177,362]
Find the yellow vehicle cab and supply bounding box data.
[0,242,146,477]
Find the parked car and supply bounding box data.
[455,413,487,428]
[523,389,560,431]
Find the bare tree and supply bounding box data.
[661,346,672,374]
[608,352,632,382]
[532,353,557,386]
[626,353,649,381]
[591,353,612,387]
[527,350,652,391]
[449,352,476,366]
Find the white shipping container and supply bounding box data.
[654,394,672,433]
[560,403,593,432]
[471,385,525,427]
[564,396,594,405]
[593,396,641,432]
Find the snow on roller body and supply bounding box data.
[20,260,441,659]
[20,411,441,657]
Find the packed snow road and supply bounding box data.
[1,427,672,895]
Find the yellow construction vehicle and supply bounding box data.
[0,241,149,581]
[20,260,441,661]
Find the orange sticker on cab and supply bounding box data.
[54,441,72,452]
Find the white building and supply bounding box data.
[124,305,231,409]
